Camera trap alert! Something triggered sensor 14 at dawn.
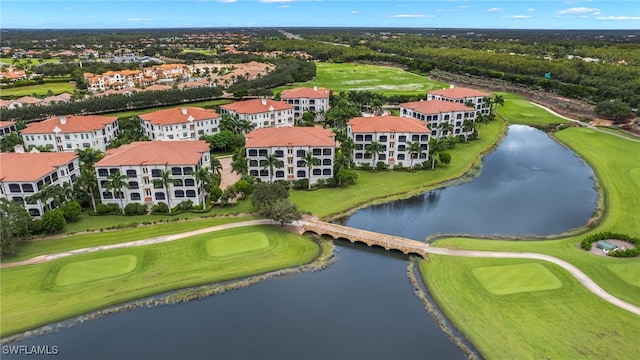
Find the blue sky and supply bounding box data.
[1,0,639,29]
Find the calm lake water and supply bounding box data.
[5,125,597,360]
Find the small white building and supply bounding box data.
[21,115,119,152]
[245,127,335,185]
[280,86,331,121]
[348,115,431,168]
[139,107,221,141]
[427,86,491,116]
[94,141,210,209]
[0,151,80,217]
[400,100,476,139]
[220,98,294,129]
[0,121,17,139]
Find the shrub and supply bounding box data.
[376,161,388,170]
[315,179,326,188]
[177,200,194,211]
[581,231,640,258]
[60,201,82,222]
[393,163,404,171]
[359,163,372,171]
[95,203,111,215]
[41,209,66,234]
[292,179,309,190]
[29,219,43,235]
[325,178,337,188]
[336,168,359,186]
[151,202,170,214]
[124,203,148,215]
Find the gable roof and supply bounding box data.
[246,127,335,147]
[140,107,220,126]
[280,86,330,99]
[348,116,431,133]
[429,87,491,99]
[221,99,292,115]
[0,121,16,128]
[95,141,209,167]
[0,152,77,182]
[401,100,473,114]
[21,115,117,134]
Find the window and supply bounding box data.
[379,135,387,142]
[151,169,161,177]
[323,148,332,156]
[12,196,24,203]
[249,170,258,176]
[275,171,285,178]
[22,184,34,193]
[297,160,305,168]
[444,115,450,121]
[173,179,183,187]
[8,184,21,192]
[44,176,52,185]
[296,149,306,157]
[323,159,331,166]
[364,135,373,141]
[248,149,258,156]
[398,154,405,160]
[130,193,141,201]
[313,148,321,156]
[183,167,193,175]
[126,169,137,178]
[456,114,462,120]
[355,135,363,141]
[355,153,363,159]
[421,135,429,141]
[68,163,75,172]
[323,169,331,175]
[275,150,284,157]
[175,190,185,198]
[102,191,113,199]
[412,135,420,141]
[398,144,406,151]
[29,208,41,217]
[183,179,194,186]
[312,169,321,175]
[379,154,386,160]
[258,149,268,156]
[155,192,165,200]
[37,180,44,190]
[297,170,306,178]
[249,160,258,167]
[51,172,59,182]
[109,168,119,175]
[259,169,268,177]
[171,167,182,176]
[364,153,372,159]
[186,190,196,198]
[398,135,406,142]
[129,181,139,189]
[419,153,427,159]
[66,144,72,149]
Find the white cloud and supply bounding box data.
[350,11,359,14]
[528,8,535,12]
[556,7,600,15]
[501,15,532,19]
[279,5,291,8]
[596,16,640,21]
[566,0,592,4]
[391,14,434,18]
[126,18,152,22]
[259,0,293,3]
[215,0,237,3]
[483,8,504,13]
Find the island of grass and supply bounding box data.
[0,225,320,337]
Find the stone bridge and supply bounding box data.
[301,220,429,258]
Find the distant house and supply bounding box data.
[220,98,294,129]
[0,121,17,139]
[597,241,618,252]
[245,127,335,184]
[348,115,431,168]
[427,86,491,116]
[139,107,220,141]
[94,141,210,209]
[280,86,331,122]
[21,115,119,152]
[400,99,476,139]
[0,151,80,217]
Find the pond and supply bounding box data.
[4,125,597,360]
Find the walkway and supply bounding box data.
[528,101,640,143]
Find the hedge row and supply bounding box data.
[581,231,640,258]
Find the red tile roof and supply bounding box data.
[221,99,292,115]
[348,116,431,133]
[21,115,117,134]
[140,107,220,126]
[280,86,330,99]
[401,100,473,114]
[429,87,491,98]
[0,152,77,182]
[246,127,335,147]
[95,141,209,167]
[0,121,16,128]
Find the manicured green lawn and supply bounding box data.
[276,63,448,96]
[595,126,640,141]
[471,263,562,295]
[608,263,640,287]
[420,257,639,360]
[0,82,75,97]
[205,232,270,256]
[104,99,234,118]
[0,225,320,337]
[291,119,505,218]
[2,215,257,263]
[496,91,569,126]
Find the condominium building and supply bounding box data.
[427,86,491,116]
[220,98,294,129]
[94,141,210,209]
[21,115,119,152]
[0,151,80,217]
[139,107,220,141]
[347,116,431,167]
[0,121,17,139]
[245,127,335,184]
[280,86,331,121]
[400,100,476,138]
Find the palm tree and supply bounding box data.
[492,94,505,115]
[153,170,176,214]
[462,119,475,142]
[262,154,283,183]
[364,141,384,166]
[194,166,213,198]
[76,148,104,171]
[438,121,454,137]
[60,182,74,203]
[301,152,321,190]
[75,168,98,213]
[340,137,356,168]
[27,184,55,212]
[406,141,423,168]
[429,138,446,169]
[210,156,223,176]
[105,170,130,214]
[237,119,255,134]
[231,150,248,176]
[483,96,493,115]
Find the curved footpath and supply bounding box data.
[2,219,639,317]
[528,101,640,143]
